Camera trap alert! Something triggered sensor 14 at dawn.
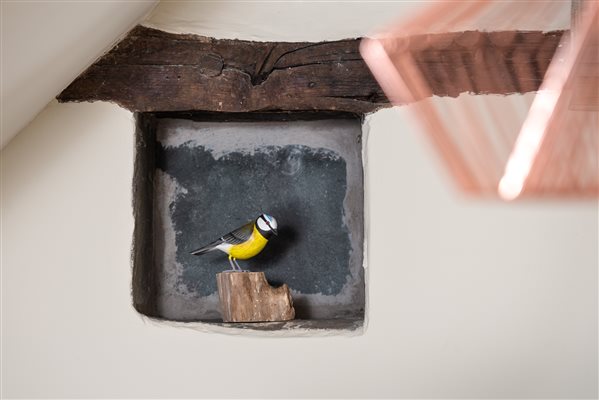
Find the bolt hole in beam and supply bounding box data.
[132,112,366,334]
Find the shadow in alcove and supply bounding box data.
[250,224,299,273]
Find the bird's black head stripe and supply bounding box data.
[256,215,275,239]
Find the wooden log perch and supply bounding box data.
[216,272,295,323]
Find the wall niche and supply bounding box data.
[132,112,366,333]
[57,24,564,335]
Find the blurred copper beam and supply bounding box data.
[500,2,598,199]
[361,1,598,199]
[363,30,563,103]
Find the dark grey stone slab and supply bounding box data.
[158,144,351,297]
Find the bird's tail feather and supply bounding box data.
[190,240,220,256]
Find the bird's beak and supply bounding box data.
[272,228,278,236]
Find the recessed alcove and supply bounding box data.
[132,112,366,332]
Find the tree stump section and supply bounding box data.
[216,272,295,323]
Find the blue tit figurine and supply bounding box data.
[191,214,278,271]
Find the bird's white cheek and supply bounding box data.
[257,218,269,231]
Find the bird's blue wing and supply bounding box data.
[221,221,254,245]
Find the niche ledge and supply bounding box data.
[132,112,366,334]
[148,317,366,337]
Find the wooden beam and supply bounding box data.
[57,26,564,113]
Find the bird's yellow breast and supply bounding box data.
[228,226,269,260]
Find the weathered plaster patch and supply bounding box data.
[154,170,220,319]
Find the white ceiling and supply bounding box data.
[145,1,570,41]
[0,1,158,149]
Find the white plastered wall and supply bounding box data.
[0,1,158,149]
[1,1,597,398]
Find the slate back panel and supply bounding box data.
[150,117,364,320]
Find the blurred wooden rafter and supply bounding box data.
[361,1,598,199]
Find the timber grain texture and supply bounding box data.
[57,26,564,113]
[216,272,295,323]
[58,26,386,114]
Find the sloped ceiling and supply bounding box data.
[143,1,570,41]
[0,1,157,149]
